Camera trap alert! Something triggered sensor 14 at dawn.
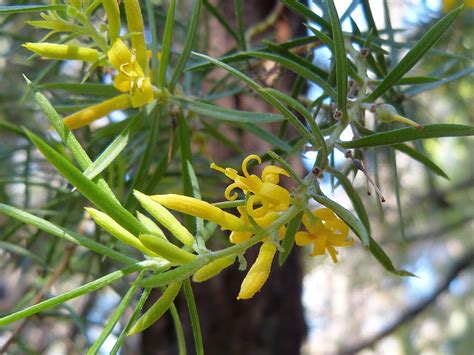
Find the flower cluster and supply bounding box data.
[151,155,354,299]
[23,0,156,130]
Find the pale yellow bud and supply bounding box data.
[85,207,157,256]
[192,255,236,282]
[134,191,195,247]
[237,242,277,300]
[63,94,132,130]
[23,43,100,62]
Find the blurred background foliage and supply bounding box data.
[0,0,472,354]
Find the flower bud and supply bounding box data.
[63,94,131,130]
[101,0,121,43]
[139,234,197,264]
[192,255,236,282]
[137,211,167,240]
[128,281,182,335]
[86,207,157,257]
[237,242,277,300]
[373,104,422,128]
[134,191,195,247]
[23,43,100,62]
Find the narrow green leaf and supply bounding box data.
[87,270,146,355]
[234,0,246,50]
[0,241,46,267]
[186,36,319,72]
[40,83,120,97]
[0,5,64,14]
[393,143,449,179]
[327,0,348,119]
[26,78,118,201]
[170,0,202,91]
[191,52,318,147]
[279,211,303,266]
[169,304,187,355]
[83,112,144,180]
[340,124,474,148]
[263,88,327,166]
[0,203,137,265]
[111,288,152,354]
[157,0,176,89]
[202,0,239,42]
[326,167,371,235]
[174,96,284,123]
[184,279,204,355]
[0,261,153,326]
[390,150,406,241]
[0,120,26,137]
[146,0,159,83]
[366,6,462,101]
[243,50,336,98]
[128,281,183,335]
[25,130,145,236]
[281,0,331,31]
[368,236,415,277]
[237,122,292,152]
[311,193,370,246]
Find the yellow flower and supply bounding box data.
[211,155,291,218]
[238,241,277,300]
[63,94,131,130]
[150,194,248,232]
[295,208,353,263]
[229,206,285,244]
[107,39,154,108]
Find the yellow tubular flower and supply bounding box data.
[123,0,148,70]
[211,155,291,218]
[295,208,353,263]
[151,194,248,232]
[23,43,100,62]
[238,241,277,300]
[101,0,121,43]
[107,39,154,108]
[63,94,131,130]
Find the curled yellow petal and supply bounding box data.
[23,42,100,62]
[238,242,276,300]
[192,255,236,282]
[63,94,131,130]
[151,194,248,232]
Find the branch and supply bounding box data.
[338,248,474,355]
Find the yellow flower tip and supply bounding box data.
[298,208,353,263]
[151,194,248,232]
[63,94,132,130]
[192,255,236,283]
[237,242,277,300]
